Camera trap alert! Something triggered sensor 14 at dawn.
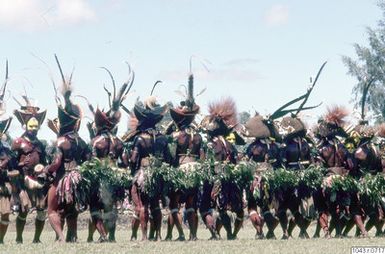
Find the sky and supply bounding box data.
[0,0,382,141]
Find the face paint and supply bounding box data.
[345,142,355,153]
[26,117,39,137]
[226,133,236,144]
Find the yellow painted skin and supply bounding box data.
[26,117,39,131]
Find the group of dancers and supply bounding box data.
[0,59,384,244]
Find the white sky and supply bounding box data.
[0,0,381,141]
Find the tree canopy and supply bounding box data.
[342,1,385,123]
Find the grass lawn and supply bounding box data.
[0,213,384,254]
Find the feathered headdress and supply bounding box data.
[13,95,46,128]
[324,105,349,127]
[92,65,134,134]
[203,97,238,136]
[133,96,167,131]
[317,105,349,139]
[170,72,200,129]
[48,54,82,136]
[270,62,326,120]
[243,113,281,140]
[269,62,326,141]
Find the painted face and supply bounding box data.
[345,142,355,153]
[226,132,236,144]
[26,117,39,137]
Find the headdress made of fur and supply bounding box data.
[204,97,238,136]
[244,114,281,140]
[317,105,349,139]
[279,116,307,141]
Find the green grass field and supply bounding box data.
[1,213,384,254]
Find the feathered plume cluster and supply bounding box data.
[324,105,349,127]
[208,97,238,127]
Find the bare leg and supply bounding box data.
[186,194,198,240]
[165,213,174,240]
[219,210,232,240]
[151,208,162,241]
[33,210,46,243]
[232,210,244,239]
[0,214,10,244]
[202,212,218,240]
[66,212,78,242]
[16,211,27,243]
[354,215,368,237]
[131,216,140,240]
[278,209,289,239]
[264,211,278,239]
[47,185,64,242]
[249,210,264,238]
[88,214,107,242]
[87,218,96,242]
[169,192,184,240]
[105,207,117,242]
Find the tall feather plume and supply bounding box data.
[0,60,9,115]
[112,82,128,111]
[150,80,162,96]
[0,60,8,102]
[360,78,374,122]
[208,97,238,127]
[324,105,349,127]
[186,73,194,110]
[55,54,72,112]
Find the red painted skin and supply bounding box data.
[87,132,124,242]
[0,143,13,244]
[166,128,204,241]
[12,134,46,243]
[45,132,90,243]
[129,131,171,241]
